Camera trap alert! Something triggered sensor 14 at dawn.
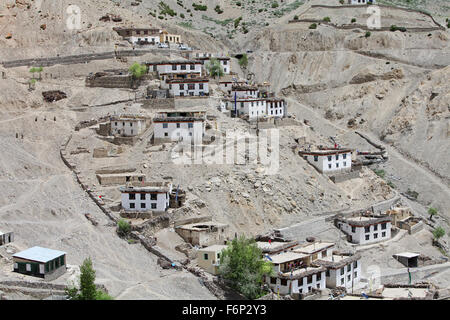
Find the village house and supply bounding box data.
[162,78,210,97]
[153,116,206,144]
[193,53,231,74]
[230,84,259,99]
[335,214,392,244]
[265,97,287,118]
[266,251,311,274]
[221,98,267,120]
[113,27,161,45]
[176,222,230,247]
[197,245,228,275]
[293,241,335,266]
[12,246,67,280]
[312,252,362,290]
[393,252,420,268]
[110,115,149,137]
[145,60,203,78]
[119,181,172,213]
[299,148,353,174]
[159,30,181,44]
[265,266,327,296]
[0,230,14,246]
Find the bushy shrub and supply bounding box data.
[117,219,131,235]
[365,31,371,37]
[323,17,331,22]
[271,2,279,9]
[351,18,356,23]
[192,3,207,11]
[309,23,317,29]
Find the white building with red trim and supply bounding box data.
[120,182,172,212]
[299,148,353,174]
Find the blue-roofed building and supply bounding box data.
[12,246,67,280]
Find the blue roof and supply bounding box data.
[13,246,66,263]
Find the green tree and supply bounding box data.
[206,58,224,78]
[432,227,445,241]
[238,53,248,69]
[428,207,438,220]
[117,218,131,236]
[129,62,148,97]
[218,236,273,299]
[65,257,114,300]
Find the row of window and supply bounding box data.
[313,154,348,162]
[365,231,387,241]
[270,273,323,287]
[169,83,205,90]
[162,123,194,129]
[129,193,158,200]
[129,202,157,209]
[327,162,348,169]
[171,64,197,71]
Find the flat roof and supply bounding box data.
[294,242,335,254]
[157,107,207,113]
[299,149,353,156]
[393,252,420,259]
[267,252,309,264]
[256,241,298,252]
[13,246,66,263]
[177,222,229,230]
[120,181,171,193]
[153,116,205,123]
[279,266,326,280]
[198,245,228,253]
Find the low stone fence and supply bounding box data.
[329,170,360,183]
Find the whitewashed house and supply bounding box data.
[110,115,148,137]
[162,78,209,97]
[299,149,353,174]
[230,85,259,99]
[265,267,327,296]
[293,242,335,265]
[221,98,267,120]
[153,116,205,144]
[113,27,161,45]
[119,182,172,212]
[145,60,203,78]
[265,97,287,118]
[335,215,392,244]
[313,252,362,289]
[193,53,231,74]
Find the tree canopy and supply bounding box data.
[206,58,224,78]
[218,236,273,299]
[433,227,445,241]
[65,257,113,300]
[238,54,248,69]
[129,62,148,79]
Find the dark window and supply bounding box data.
[188,83,195,90]
[141,203,146,209]
[223,60,228,65]
[348,275,351,281]
[203,253,208,260]
[307,275,313,284]
[188,123,193,128]
[280,279,288,286]
[382,232,386,237]
[354,261,357,268]
[381,223,387,230]
[163,123,168,128]
[181,65,186,70]
[343,154,347,159]
[270,277,277,284]
[317,272,322,281]
[151,194,157,200]
[365,226,370,233]
[336,155,339,160]
[151,203,157,209]
[130,203,135,209]
[327,156,332,161]
[140,194,146,200]
[129,193,136,200]
[199,83,204,90]
[374,224,378,231]
[365,234,370,241]
[351,226,356,233]
[172,65,177,70]
[326,270,330,277]
[176,123,180,128]
[374,233,378,239]
[314,156,318,162]
[179,84,184,90]
[354,271,358,278]
[341,268,345,275]
[190,64,195,70]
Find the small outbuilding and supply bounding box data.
[0,230,14,246]
[393,252,420,268]
[13,246,67,280]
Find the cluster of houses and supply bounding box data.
[219,83,287,121]
[335,205,424,245]
[198,239,362,298]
